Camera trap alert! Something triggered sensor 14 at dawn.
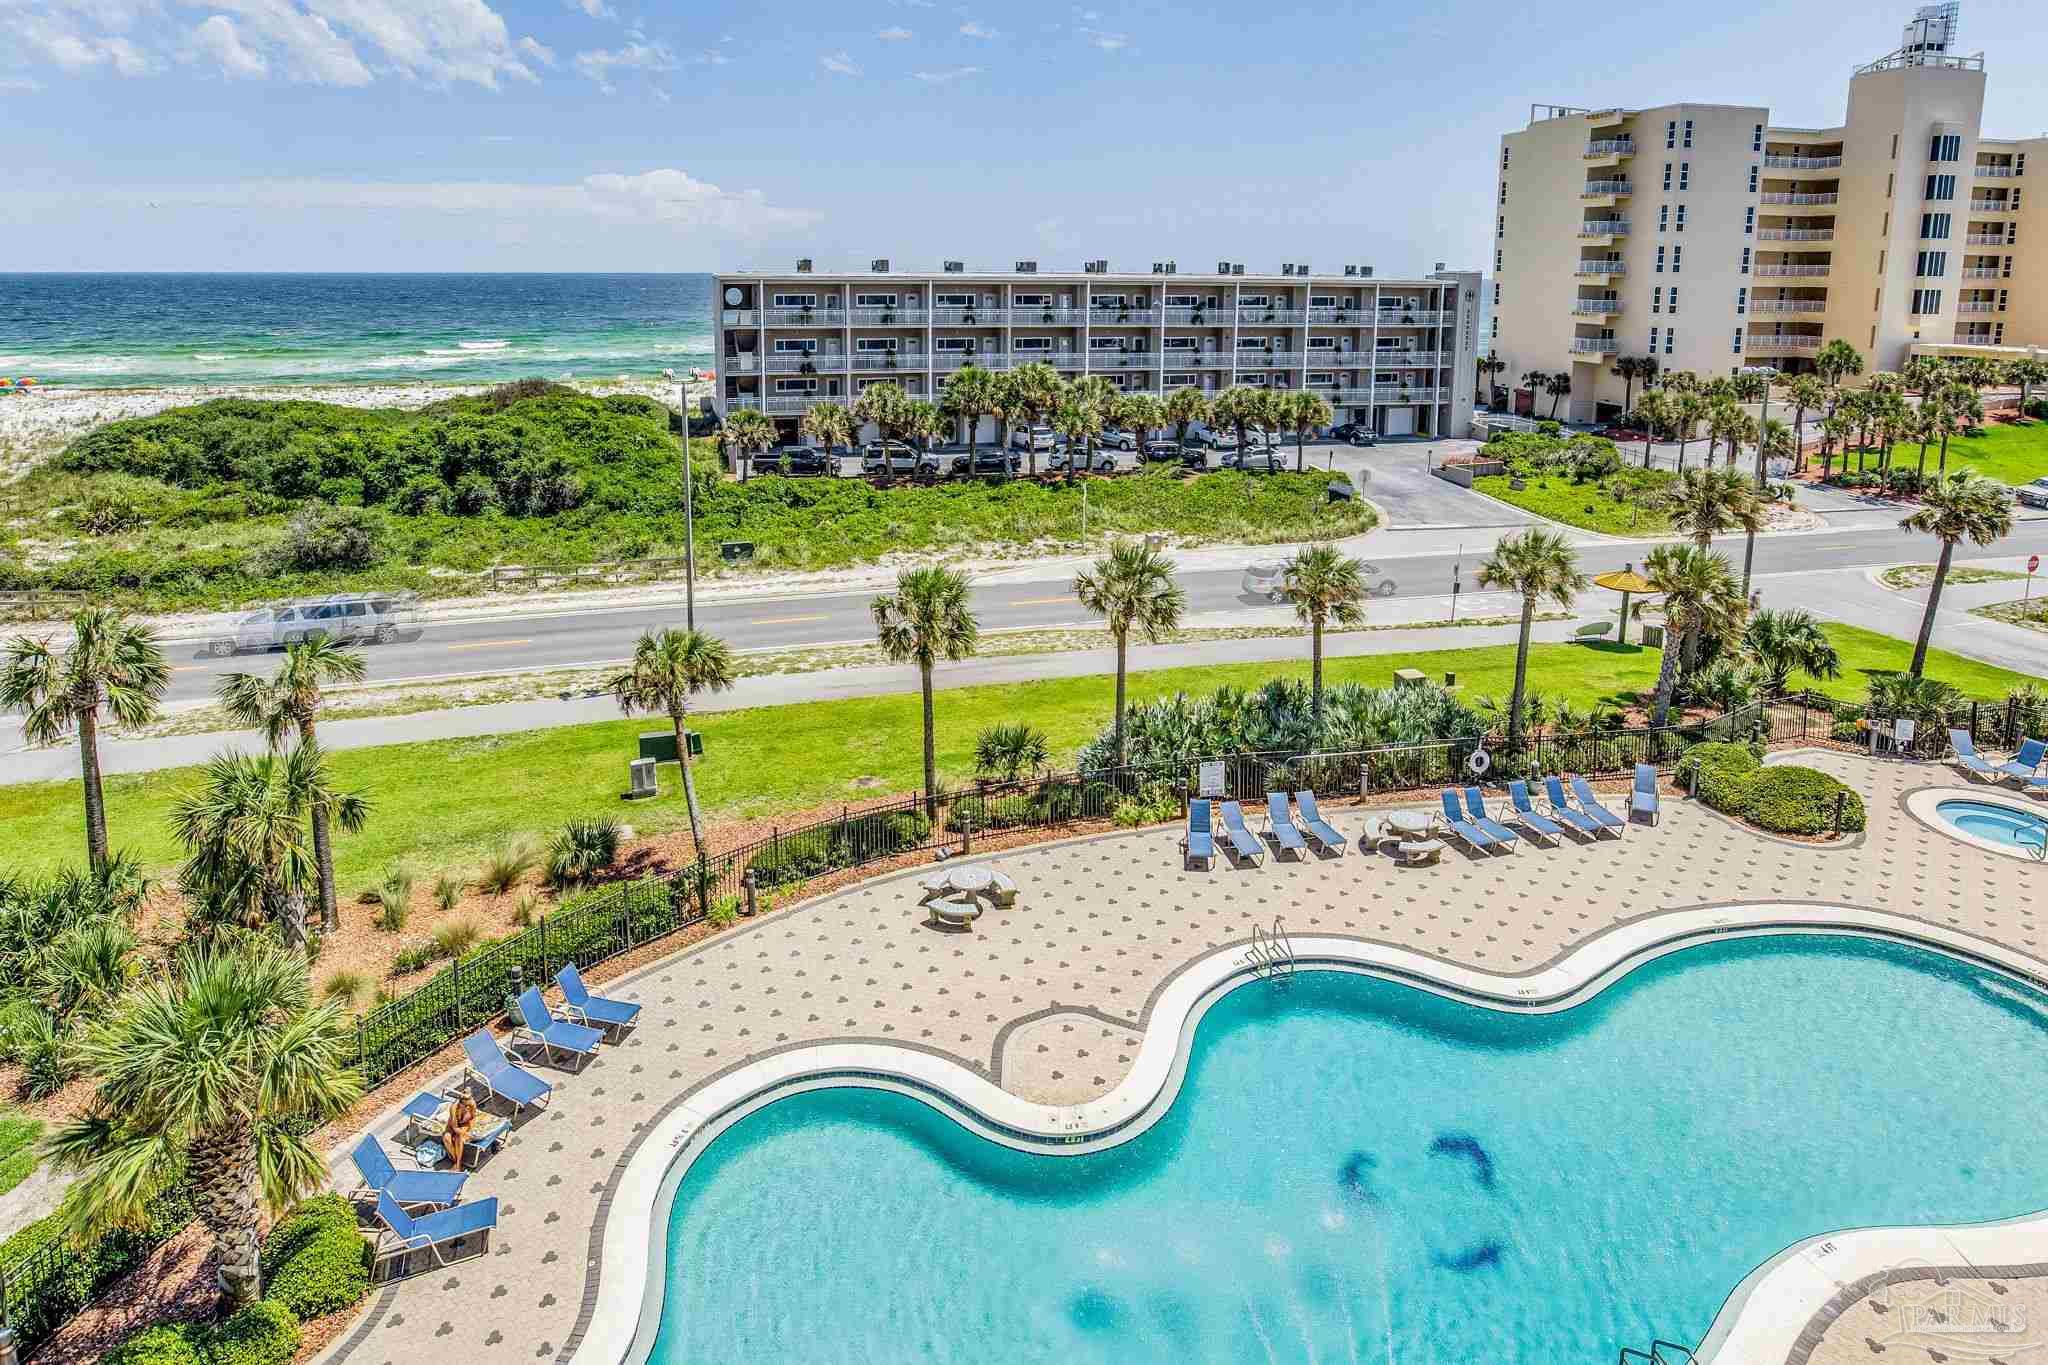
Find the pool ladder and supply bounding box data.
[1617,1341,1696,1365]
[1247,917,1296,985]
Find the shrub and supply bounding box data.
[389,944,437,976]
[320,970,366,1008]
[706,894,740,928]
[1535,419,1563,436]
[546,818,623,890]
[104,1325,204,1365]
[262,1194,372,1321]
[1747,766,1866,835]
[1111,783,1180,828]
[74,490,152,536]
[430,917,483,959]
[510,890,540,927]
[432,873,464,914]
[372,869,413,931]
[267,503,385,573]
[478,837,537,895]
[205,1299,300,1365]
[746,829,839,889]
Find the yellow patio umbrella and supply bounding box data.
[1592,564,1655,645]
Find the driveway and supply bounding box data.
[1283,437,1540,530]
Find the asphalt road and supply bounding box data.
[152,517,2048,704]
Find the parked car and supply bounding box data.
[2017,485,2048,509]
[1097,427,1140,451]
[1142,439,1184,464]
[1179,444,1212,470]
[1241,561,1396,601]
[756,444,831,477]
[860,440,920,477]
[215,593,419,657]
[1190,428,1239,451]
[1330,422,1377,446]
[1049,446,1120,474]
[951,448,1021,476]
[1009,425,1059,453]
[1225,448,1285,473]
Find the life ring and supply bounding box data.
[1466,749,1491,776]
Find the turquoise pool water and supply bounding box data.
[647,937,2048,1364]
[1937,798,2048,852]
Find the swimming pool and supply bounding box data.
[1936,798,2048,855]
[644,936,2048,1364]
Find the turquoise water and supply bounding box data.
[648,936,2048,1364]
[1938,799,2048,852]
[0,274,714,388]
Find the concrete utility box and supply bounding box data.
[626,758,659,800]
[637,730,703,763]
[1641,625,1667,649]
[1393,668,1427,689]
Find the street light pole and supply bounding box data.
[1739,364,1778,601]
[663,368,696,630]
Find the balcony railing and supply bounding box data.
[1371,387,1440,402]
[1764,154,1842,170]
[849,308,929,325]
[849,351,925,369]
[1584,139,1634,156]
[1963,267,2005,279]
[1086,352,1162,370]
[930,307,1005,326]
[1578,220,1631,236]
[1957,301,1998,314]
[1969,200,2015,213]
[933,352,1005,371]
[1368,350,1446,366]
[759,354,850,373]
[1975,165,2019,178]
[1572,299,1622,314]
[1162,308,1232,326]
[1306,307,1372,324]
[1574,260,1626,275]
[1968,233,2012,246]
[1581,181,1633,196]
[1569,338,1620,355]
[1754,264,1831,276]
[1050,354,1086,370]
[1374,311,1453,326]
[1759,228,1834,240]
[1953,330,1997,344]
[1745,334,1823,352]
[722,310,761,327]
[762,307,842,326]
[1750,299,1828,313]
[1014,308,1086,324]
[728,395,836,415]
[1233,351,1308,368]
[1088,308,1164,324]
[1761,191,1839,205]
[1237,309,1309,324]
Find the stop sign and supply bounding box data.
[2032,555,2041,575]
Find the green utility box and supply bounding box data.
[638,730,704,763]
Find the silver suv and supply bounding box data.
[213,593,419,657]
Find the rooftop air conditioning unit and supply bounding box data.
[1435,261,1446,272]
[1362,266,1374,278]
[1151,262,1166,273]
[1164,260,1177,274]
[796,258,813,273]
[943,260,964,273]
[1015,260,1038,273]
[1085,259,1109,273]
[1231,263,1245,276]
[1295,263,1309,275]
[1282,265,1296,277]
[1343,266,1357,277]
[1217,261,1232,275]
[870,258,890,272]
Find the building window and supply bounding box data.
[1498,182,1508,203]
[1663,162,1672,191]
[1925,173,1956,201]
[1491,316,1499,337]
[1672,245,1682,273]
[1753,123,1764,151]
[1495,249,1503,272]
[1501,145,1511,168]
[1675,205,1687,232]
[1930,133,1961,162]
[1492,281,1500,304]
[1669,287,1680,315]
[1744,206,1754,234]
[1999,289,2009,311]
[1665,119,1677,149]
[1915,250,1947,276]
[2019,153,2028,176]
[1497,215,1505,238]
[1683,118,1693,148]
[1679,162,1690,190]
[1652,286,1662,314]
[1649,326,1659,353]
[1736,287,1746,315]
[1665,329,1675,355]
[1747,165,1758,193]
[1730,330,1743,355]
[2004,254,2016,277]
[1910,288,1942,314]
[1655,246,1666,273]
[1659,205,1669,232]
[1921,212,1951,239]
[1741,246,1751,274]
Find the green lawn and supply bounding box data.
[0,1110,41,1199]
[1880,418,2048,485]
[1473,471,1676,536]
[1,626,2036,889]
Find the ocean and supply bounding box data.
[0,273,717,389]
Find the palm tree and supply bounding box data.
[852,382,907,481]
[1817,412,1849,479]
[1476,352,1507,410]
[2012,357,2048,416]
[1009,362,1063,476]
[1114,391,1164,457]
[1051,388,1102,476]
[216,638,366,932]
[1814,338,1864,391]
[872,567,978,820]
[1660,466,1764,550]
[1613,355,1650,417]
[1477,529,1587,746]
[1936,382,1982,473]
[1744,607,1842,694]
[2,606,170,874]
[1634,390,1670,469]
[608,628,736,854]
[1072,544,1185,765]
[1643,545,1748,725]
[1785,374,1826,472]
[1279,544,1368,735]
[1282,389,1335,472]
[1669,391,1708,472]
[1519,369,1548,415]
[46,936,363,1308]
[1211,385,1262,457]
[1543,371,1572,419]
[173,744,368,952]
[720,406,777,483]
[1163,385,1211,451]
[900,399,944,468]
[973,722,1049,782]
[1901,472,2014,676]
[941,366,999,466]
[799,400,854,458]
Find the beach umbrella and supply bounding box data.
[16,377,35,388]
[1591,564,1655,646]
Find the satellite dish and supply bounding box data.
[724,287,744,306]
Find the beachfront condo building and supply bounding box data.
[710,261,1482,444]
[1491,3,2044,423]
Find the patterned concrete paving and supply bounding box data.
[1793,1264,2048,1364]
[318,751,2048,1365]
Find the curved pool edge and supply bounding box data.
[584,900,2048,1365]
[1906,784,2048,860]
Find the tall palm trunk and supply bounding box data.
[672,703,704,853]
[1910,539,1955,677]
[1917,436,1930,477]
[1112,628,1129,768]
[1309,615,1326,737]
[1507,595,1534,746]
[1675,434,1689,474]
[189,1121,264,1307]
[1938,430,1951,475]
[919,662,938,823]
[300,715,338,931]
[1295,431,1306,473]
[1650,627,1684,726]
[77,702,109,875]
[1642,426,1655,469]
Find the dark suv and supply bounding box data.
[950,448,1021,477]
[756,445,832,477]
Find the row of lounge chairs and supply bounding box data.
[1952,732,2048,789]
[349,963,640,1273]
[1183,791,1346,868]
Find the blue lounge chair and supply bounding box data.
[1629,764,1662,825]
[1263,792,1309,859]
[1459,788,1520,849]
[515,988,603,1067]
[373,1189,499,1272]
[349,1135,467,1208]
[1292,791,1345,855]
[556,963,641,1033]
[1997,737,2047,784]
[461,1030,553,1112]
[1182,799,1216,869]
[1505,781,1567,842]
[1218,801,1266,865]
[1949,729,1999,781]
[1438,790,1498,853]
[1567,775,1628,834]
[1543,776,1614,838]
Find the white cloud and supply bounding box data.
[819,50,857,75]
[1078,26,1127,49]
[6,10,158,75]
[517,34,554,66]
[572,38,673,92]
[564,0,612,16]
[957,20,998,38]
[187,15,269,77]
[0,75,41,90]
[311,0,542,87]
[876,25,911,39]
[197,0,372,85]
[913,65,980,82]
[687,47,729,65]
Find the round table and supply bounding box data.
[948,864,994,896]
[1384,810,1434,839]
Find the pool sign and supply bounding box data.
[1198,760,1226,798]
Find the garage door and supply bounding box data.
[1381,406,1415,437]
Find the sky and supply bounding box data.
[4,0,2047,275]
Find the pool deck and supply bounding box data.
[314,750,2048,1365]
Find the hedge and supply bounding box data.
[1676,742,1866,835]
[261,1194,372,1321]
[104,1325,204,1365]
[203,1300,301,1365]
[0,1182,196,1349]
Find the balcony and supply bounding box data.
[1368,350,1446,366]
[1088,308,1164,325]
[1581,180,1633,197]
[1050,354,1086,370]
[1306,307,1372,324]
[933,351,1005,371]
[1014,307,1086,324]
[1764,154,1842,170]
[1578,219,1631,237]
[1957,301,1999,314]
[722,309,762,327]
[1745,334,1823,353]
[1233,351,1308,368]
[1374,311,1453,326]
[1237,309,1308,324]
[1761,191,1839,206]
[1969,199,2015,214]
[1759,227,1833,241]
[848,308,929,326]
[763,307,842,326]
[930,307,1006,326]
[760,354,850,373]
[1575,260,1626,276]
[849,351,924,371]
[1976,165,2019,178]
[728,395,833,416]
[1584,139,1634,157]
[1963,267,2005,279]
[1569,338,1619,355]
[1967,233,2011,246]
[1365,386,1439,402]
[1086,351,1161,370]
[1572,298,1622,316]
[1953,329,1998,345]
[1750,298,1828,314]
[1755,264,1831,276]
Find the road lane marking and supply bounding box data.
[1013,595,1076,606]
[172,665,209,672]
[749,614,830,625]
[445,638,531,652]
